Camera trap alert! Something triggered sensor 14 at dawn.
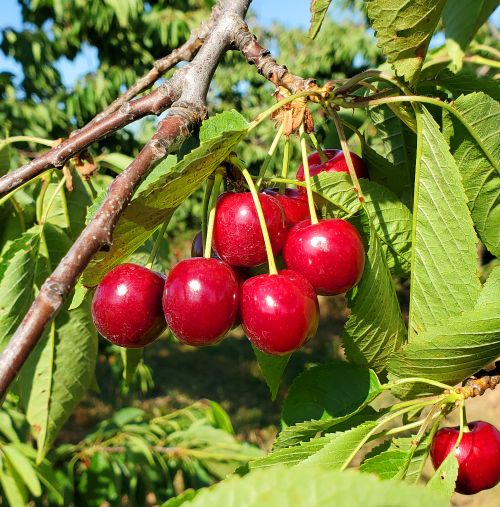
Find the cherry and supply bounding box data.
[240,270,319,355]
[213,192,287,267]
[430,421,500,495]
[162,257,239,346]
[296,149,368,188]
[91,263,166,348]
[265,188,310,226]
[283,219,365,295]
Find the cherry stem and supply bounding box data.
[298,124,319,225]
[256,123,284,189]
[307,131,328,163]
[230,154,278,275]
[279,135,290,194]
[383,376,455,392]
[201,176,215,250]
[327,106,365,203]
[204,172,223,259]
[145,217,170,270]
[40,174,67,225]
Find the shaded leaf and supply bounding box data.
[2,444,41,497]
[252,347,290,400]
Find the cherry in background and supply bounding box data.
[265,188,310,226]
[283,218,365,295]
[430,421,500,495]
[91,263,166,348]
[213,192,287,267]
[241,270,319,355]
[163,257,239,346]
[296,148,368,188]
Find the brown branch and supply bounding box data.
[0,0,252,400]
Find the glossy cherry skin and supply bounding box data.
[283,219,365,295]
[91,263,166,348]
[213,192,287,267]
[296,149,368,190]
[430,421,500,495]
[162,258,239,346]
[240,270,319,355]
[265,188,310,226]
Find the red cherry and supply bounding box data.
[91,263,166,348]
[162,258,239,346]
[265,188,310,226]
[283,219,365,295]
[430,421,500,495]
[296,149,368,191]
[240,270,319,355]
[213,192,287,267]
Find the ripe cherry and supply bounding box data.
[91,263,166,348]
[162,258,239,346]
[213,192,287,267]
[296,149,368,188]
[283,219,365,295]
[240,270,319,355]
[430,421,500,495]
[265,188,310,226]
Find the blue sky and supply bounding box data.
[0,0,313,87]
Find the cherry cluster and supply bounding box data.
[91,149,367,355]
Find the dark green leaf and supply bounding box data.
[252,347,290,400]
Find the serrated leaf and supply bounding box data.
[476,265,500,309]
[409,107,481,337]
[361,449,409,480]
[0,228,40,350]
[251,421,377,470]
[252,346,290,400]
[443,0,497,52]
[308,0,332,39]
[184,465,447,507]
[443,92,500,256]
[365,0,447,83]
[18,299,98,462]
[82,111,248,286]
[2,444,41,496]
[343,224,407,372]
[426,450,458,500]
[313,173,413,276]
[282,362,382,426]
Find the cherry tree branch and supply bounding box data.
[0,0,252,399]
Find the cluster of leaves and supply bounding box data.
[0,397,261,506]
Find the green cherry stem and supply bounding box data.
[230,154,278,275]
[279,135,290,194]
[383,377,456,393]
[307,131,328,163]
[201,176,215,249]
[327,106,365,203]
[298,124,319,225]
[204,171,224,259]
[40,174,66,225]
[256,123,284,189]
[145,217,170,270]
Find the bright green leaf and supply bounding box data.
[2,444,42,497]
[252,347,290,400]
[308,0,333,39]
[426,450,458,500]
[120,347,142,385]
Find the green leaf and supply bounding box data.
[0,412,19,443]
[0,228,40,350]
[161,490,199,507]
[182,465,448,507]
[409,107,481,337]
[17,299,98,462]
[282,362,382,426]
[0,463,28,507]
[360,449,409,480]
[426,450,458,500]
[342,224,407,372]
[120,347,142,385]
[64,171,94,240]
[82,111,248,286]
[476,266,500,309]
[252,347,290,400]
[0,141,10,176]
[442,92,500,256]
[313,173,413,276]
[365,0,447,83]
[251,421,377,469]
[308,0,332,39]
[2,444,42,496]
[443,0,497,52]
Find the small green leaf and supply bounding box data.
[182,465,448,507]
[161,490,199,507]
[308,0,332,39]
[0,463,28,507]
[120,347,142,385]
[2,444,42,496]
[426,450,458,500]
[252,346,290,400]
[360,449,409,480]
[409,107,481,337]
[476,266,500,309]
[366,0,447,83]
